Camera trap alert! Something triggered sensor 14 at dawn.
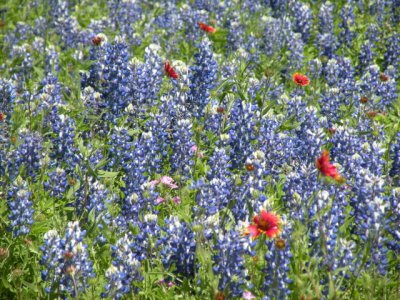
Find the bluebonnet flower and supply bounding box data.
[258,116,290,179]
[44,167,69,199]
[45,45,61,74]
[102,234,144,299]
[264,0,289,17]
[34,74,65,113]
[388,1,400,23]
[227,100,259,169]
[263,16,292,57]
[261,219,292,300]
[159,217,196,278]
[0,78,16,161]
[316,2,337,58]
[40,221,95,298]
[365,23,380,43]
[358,40,375,73]
[188,37,218,117]
[48,0,69,22]
[330,123,391,275]
[287,33,304,71]
[154,2,182,38]
[384,33,400,71]
[339,2,356,48]
[194,0,221,12]
[290,1,312,42]
[82,34,108,90]
[202,100,225,137]
[0,78,16,117]
[357,64,398,110]
[325,56,354,89]
[9,44,33,78]
[320,57,356,123]
[108,126,135,170]
[309,58,323,80]
[7,177,34,237]
[75,178,112,228]
[231,150,270,222]
[81,86,104,115]
[131,44,163,109]
[55,16,87,49]
[334,238,356,279]
[48,112,77,167]
[101,37,132,120]
[369,1,388,25]
[212,229,251,298]
[389,132,400,185]
[7,129,44,180]
[196,147,233,217]
[225,11,244,51]
[386,189,400,262]
[179,5,210,42]
[307,189,351,275]
[170,118,195,179]
[107,0,142,44]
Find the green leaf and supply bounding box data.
[98,170,119,178]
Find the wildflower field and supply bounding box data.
[1,0,400,299]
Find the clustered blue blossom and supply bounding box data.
[212,229,251,298]
[101,233,144,299]
[158,217,196,278]
[196,147,233,217]
[7,130,44,180]
[188,38,218,117]
[44,167,69,199]
[7,178,34,237]
[40,221,95,298]
[262,223,292,300]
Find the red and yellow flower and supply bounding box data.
[316,150,344,183]
[246,210,281,239]
[198,22,216,33]
[292,72,310,86]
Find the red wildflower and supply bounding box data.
[327,128,336,135]
[246,210,281,239]
[379,73,389,82]
[91,35,103,46]
[275,238,286,250]
[64,251,74,260]
[0,112,5,122]
[214,292,225,300]
[198,22,216,33]
[316,150,344,183]
[164,61,179,79]
[216,106,224,113]
[292,73,310,86]
[245,163,255,171]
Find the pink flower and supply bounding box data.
[190,145,204,158]
[155,196,165,204]
[242,291,256,300]
[172,196,181,204]
[157,279,175,288]
[149,179,160,187]
[160,176,178,189]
